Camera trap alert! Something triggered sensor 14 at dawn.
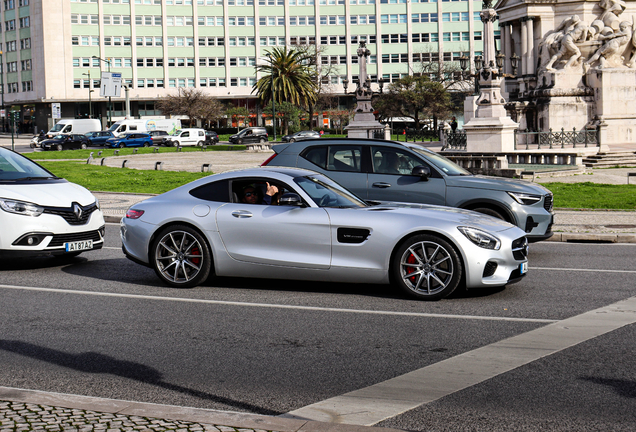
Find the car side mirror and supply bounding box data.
[279,193,304,207]
[412,165,431,181]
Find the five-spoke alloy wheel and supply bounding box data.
[152,225,212,288]
[392,234,462,300]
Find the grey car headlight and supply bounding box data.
[0,199,44,217]
[458,226,501,250]
[507,191,542,205]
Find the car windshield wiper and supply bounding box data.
[14,176,58,181]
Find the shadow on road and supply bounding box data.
[0,339,281,415]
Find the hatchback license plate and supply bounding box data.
[65,240,93,252]
[520,262,528,274]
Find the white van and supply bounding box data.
[46,119,101,138]
[162,128,206,147]
[108,119,181,137]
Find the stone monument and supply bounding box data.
[462,2,519,152]
[497,0,636,148]
[345,42,385,139]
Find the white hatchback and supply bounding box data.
[163,128,206,147]
[0,147,105,258]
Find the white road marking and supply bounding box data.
[282,296,636,426]
[531,266,636,273]
[102,246,120,250]
[0,285,553,324]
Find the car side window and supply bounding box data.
[182,132,189,137]
[230,178,296,206]
[301,146,327,169]
[371,146,426,176]
[189,179,231,202]
[328,146,362,172]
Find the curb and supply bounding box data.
[545,232,636,243]
[0,386,401,432]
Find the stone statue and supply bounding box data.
[543,15,589,72]
[586,20,634,68]
[599,0,627,31]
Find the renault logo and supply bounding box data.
[73,203,83,220]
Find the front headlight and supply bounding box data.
[458,226,501,250]
[0,199,44,217]
[507,191,542,205]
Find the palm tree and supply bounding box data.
[252,47,318,134]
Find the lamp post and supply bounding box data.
[0,50,4,133]
[92,55,112,126]
[82,71,93,119]
[266,53,276,142]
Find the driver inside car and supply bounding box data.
[241,182,279,205]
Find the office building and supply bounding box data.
[0,0,493,132]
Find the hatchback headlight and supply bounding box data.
[458,226,501,250]
[0,199,44,217]
[508,192,542,205]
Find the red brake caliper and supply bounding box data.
[406,253,417,283]
[191,247,201,265]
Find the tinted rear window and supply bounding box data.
[189,179,230,202]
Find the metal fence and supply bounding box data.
[441,130,467,150]
[514,127,600,150]
[403,128,439,143]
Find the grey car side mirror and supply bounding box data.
[279,193,304,206]
[412,165,431,181]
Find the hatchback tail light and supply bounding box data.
[261,154,277,166]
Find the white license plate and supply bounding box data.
[520,262,528,274]
[65,240,93,252]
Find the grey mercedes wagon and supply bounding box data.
[262,138,554,242]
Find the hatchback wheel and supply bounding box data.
[151,225,212,288]
[237,138,243,145]
[56,144,63,151]
[290,138,296,143]
[81,142,87,149]
[144,141,151,147]
[119,143,125,148]
[472,207,505,221]
[392,234,462,300]
[259,137,267,143]
[197,141,204,147]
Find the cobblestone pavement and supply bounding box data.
[0,400,246,432]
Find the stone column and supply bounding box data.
[526,17,535,76]
[480,8,497,66]
[501,22,512,75]
[521,18,528,76]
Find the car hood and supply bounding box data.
[363,202,518,232]
[0,181,97,207]
[445,175,552,194]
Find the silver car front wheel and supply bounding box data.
[392,234,462,300]
[152,225,212,288]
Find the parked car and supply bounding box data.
[85,131,115,146]
[40,134,89,151]
[228,127,268,144]
[263,138,555,242]
[105,133,153,148]
[205,130,220,145]
[162,128,206,147]
[120,167,528,300]
[148,130,169,145]
[0,147,105,258]
[282,130,321,143]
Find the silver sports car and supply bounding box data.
[120,167,529,300]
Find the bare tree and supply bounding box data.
[156,88,225,127]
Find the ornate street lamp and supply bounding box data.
[265,53,276,142]
[82,71,94,119]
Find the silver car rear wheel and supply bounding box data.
[152,225,211,288]
[392,234,462,300]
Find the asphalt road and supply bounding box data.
[1,224,635,431]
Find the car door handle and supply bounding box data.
[231,210,253,218]
[372,182,392,188]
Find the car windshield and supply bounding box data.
[107,123,121,132]
[294,175,367,208]
[169,130,182,136]
[49,124,65,133]
[54,134,66,139]
[410,147,472,176]
[0,148,57,181]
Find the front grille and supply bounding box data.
[544,194,553,212]
[483,261,498,277]
[48,230,102,247]
[512,236,529,261]
[43,202,98,226]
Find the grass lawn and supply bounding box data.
[27,145,246,160]
[541,182,636,210]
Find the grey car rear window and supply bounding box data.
[189,179,230,202]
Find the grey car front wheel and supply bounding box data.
[152,225,212,288]
[392,234,462,300]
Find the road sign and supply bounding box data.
[100,72,122,97]
[52,103,61,119]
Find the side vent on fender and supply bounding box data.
[337,228,370,244]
